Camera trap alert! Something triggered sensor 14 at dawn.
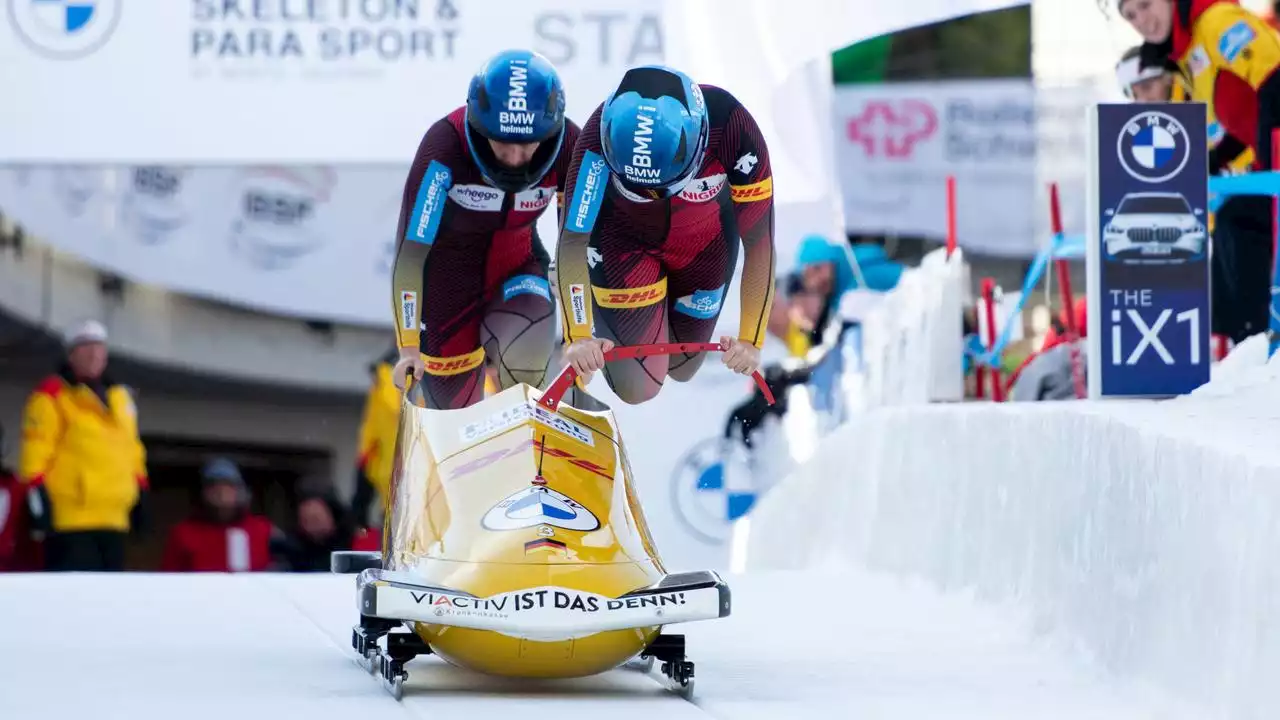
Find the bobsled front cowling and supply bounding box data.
[381,383,667,677]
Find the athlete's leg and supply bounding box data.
[585,230,671,405]
[418,239,487,410]
[481,259,556,391]
[664,225,740,382]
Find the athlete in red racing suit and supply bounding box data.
[391,50,581,409]
[555,65,776,404]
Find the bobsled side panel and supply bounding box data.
[385,395,446,572]
[388,388,659,568]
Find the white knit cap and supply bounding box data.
[1116,54,1166,99]
[65,319,108,347]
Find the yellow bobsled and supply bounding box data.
[332,341,774,700]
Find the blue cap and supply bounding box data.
[201,457,243,486]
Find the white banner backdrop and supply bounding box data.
[0,0,665,163]
[0,2,1042,325]
[0,165,406,326]
[1,0,1027,165]
[834,79,1092,257]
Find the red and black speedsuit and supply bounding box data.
[555,86,776,404]
[391,108,582,409]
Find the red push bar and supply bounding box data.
[537,341,775,412]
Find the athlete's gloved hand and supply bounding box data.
[564,338,615,384]
[392,347,425,390]
[720,336,761,376]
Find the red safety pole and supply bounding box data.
[1271,129,1280,356]
[1049,182,1086,398]
[1049,183,1076,335]
[980,277,1004,401]
[946,175,957,259]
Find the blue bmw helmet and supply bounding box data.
[599,65,710,200]
[465,49,566,193]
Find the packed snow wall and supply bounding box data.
[737,335,1280,720]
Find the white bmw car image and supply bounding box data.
[1103,192,1206,262]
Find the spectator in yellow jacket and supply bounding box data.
[350,347,400,529]
[19,320,148,571]
[349,344,503,530]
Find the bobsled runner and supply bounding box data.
[332,341,773,700]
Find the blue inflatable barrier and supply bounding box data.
[969,231,1085,369]
[1207,171,1280,213]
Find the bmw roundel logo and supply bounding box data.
[670,437,756,546]
[7,0,121,60]
[1116,110,1191,184]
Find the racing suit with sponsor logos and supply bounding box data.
[391,107,581,410]
[1166,0,1280,169]
[1171,79,1256,173]
[555,85,776,404]
[1162,2,1277,341]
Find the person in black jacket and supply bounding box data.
[281,487,362,572]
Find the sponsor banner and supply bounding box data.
[372,581,720,638]
[834,79,1094,256]
[457,401,594,447]
[1087,103,1210,397]
[0,164,407,326]
[0,0,668,163]
[409,586,692,616]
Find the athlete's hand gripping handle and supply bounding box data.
[402,367,425,408]
[537,340,775,412]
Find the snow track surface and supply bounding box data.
[0,571,1181,719]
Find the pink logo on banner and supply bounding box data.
[846,100,938,159]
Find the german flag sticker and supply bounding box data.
[524,538,567,554]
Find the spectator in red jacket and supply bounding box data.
[0,421,42,571]
[160,457,285,572]
[1008,297,1088,401]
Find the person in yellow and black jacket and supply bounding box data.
[1115,43,1256,174]
[349,345,400,531]
[1125,0,1280,168]
[1118,18,1277,341]
[349,343,503,537]
[19,320,148,571]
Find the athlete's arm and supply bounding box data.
[553,119,583,230]
[391,120,458,351]
[712,87,777,349]
[556,105,609,343]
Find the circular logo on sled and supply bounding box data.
[482,486,600,532]
[1116,110,1191,184]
